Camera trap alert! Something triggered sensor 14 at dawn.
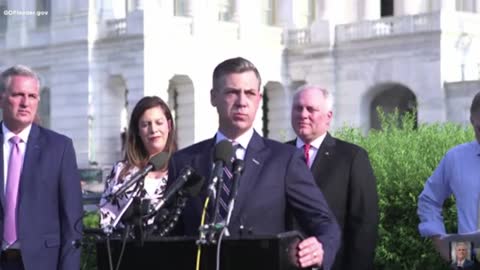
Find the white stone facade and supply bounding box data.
[0,0,479,169]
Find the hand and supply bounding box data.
[431,235,450,261]
[298,236,324,268]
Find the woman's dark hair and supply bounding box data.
[120,96,177,180]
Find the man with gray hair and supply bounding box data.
[0,65,83,270]
[451,241,474,269]
[287,85,379,270]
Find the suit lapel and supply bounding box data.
[231,131,269,222]
[310,133,336,186]
[18,125,42,206]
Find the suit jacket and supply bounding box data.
[0,123,83,270]
[168,131,341,270]
[287,133,379,270]
[451,259,475,269]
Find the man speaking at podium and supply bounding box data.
[168,57,340,269]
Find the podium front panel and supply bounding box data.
[96,233,303,270]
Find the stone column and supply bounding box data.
[276,0,294,28]
[183,0,194,17]
[51,0,70,20]
[310,0,336,45]
[131,0,144,11]
[362,0,381,20]
[440,0,456,12]
[5,0,28,48]
[72,0,89,15]
[231,0,240,22]
[400,0,425,15]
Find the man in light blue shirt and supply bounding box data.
[417,91,480,260]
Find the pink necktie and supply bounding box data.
[4,136,22,245]
[303,144,311,166]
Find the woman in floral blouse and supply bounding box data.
[99,96,177,231]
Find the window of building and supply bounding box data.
[218,0,235,21]
[36,0,51,27]
[307,0,316,24]
[39,87,50,128]
[0,3,7,34]
[456,0,477,12]
[381,0,394,17]
[174,0,190,17]
[296,0,316,27]
[262,90,269,138]
[262,0,277,25]
[170,87,179,143]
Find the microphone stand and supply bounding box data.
[103,176,147,242]
[225,159,245,231]
[211,173,224,226]
[106,169,149,203]
[198,172,226,245]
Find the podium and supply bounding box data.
[96,231,304,270]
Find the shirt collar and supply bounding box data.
[295,133,327,150]
[215,128,254,150]
[2,123,31,144]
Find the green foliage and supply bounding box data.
[82,211,100,270]
[334,109,474,269]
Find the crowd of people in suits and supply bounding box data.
[0,56,479,269]
[99,57,377,270]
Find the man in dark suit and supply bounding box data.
[168,57,340,269]
[451,242,475,270]
[0,65,83,270]
[288,85,379,270]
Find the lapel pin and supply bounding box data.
[325,152,330,156]
[252,158,260,165]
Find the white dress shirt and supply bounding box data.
[295,133,327,168]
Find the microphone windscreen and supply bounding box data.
[183,173,204,197]
[149,152,169,170]
[232,159,245,174]
[214,140,234,164]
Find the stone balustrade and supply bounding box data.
[105,18,127,37]
[286,28,311,47]
[335,12,441,43]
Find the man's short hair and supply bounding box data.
[212,57,261,91]
[0,65,40,93]
[294,85,334,112]
[471,91,480,115]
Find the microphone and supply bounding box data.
[225,159,245,227]
[207,140,234,200]
[107,152,168,201]
[150,165,204,215]
[228,159,245,203]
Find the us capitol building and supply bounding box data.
[0,0,479,172]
